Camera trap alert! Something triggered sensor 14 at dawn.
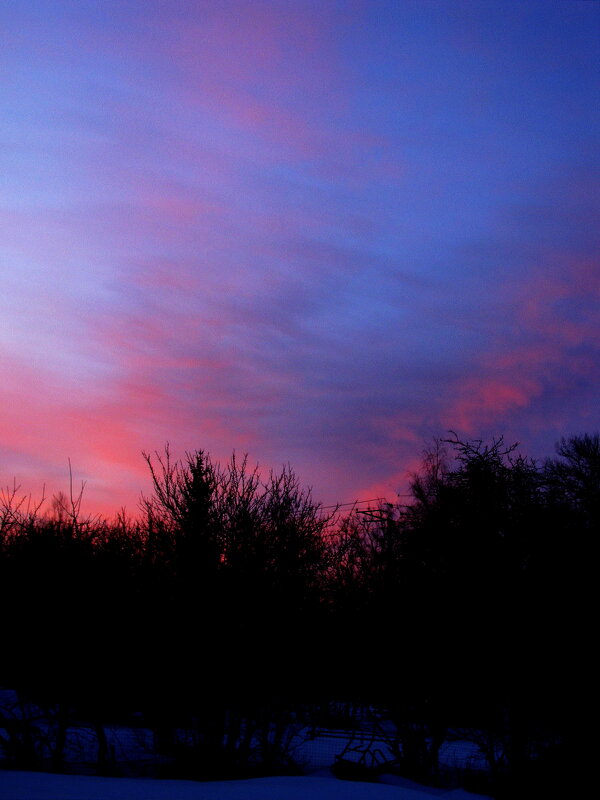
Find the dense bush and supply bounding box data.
[0,434,595,790]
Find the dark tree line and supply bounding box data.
[0,434,597,794]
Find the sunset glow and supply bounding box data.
[1,0,598,516]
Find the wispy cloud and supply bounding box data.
[1,1,598,511]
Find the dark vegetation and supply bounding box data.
[0,433,596,797]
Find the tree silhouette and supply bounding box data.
[0,434,593,788]
[545,432,600,527]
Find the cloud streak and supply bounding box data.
[1,1,598,513]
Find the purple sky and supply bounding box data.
[1,0,599,516]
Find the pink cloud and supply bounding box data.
[447,378,540,434]
[438,249,600,439]
[0,360,146,516]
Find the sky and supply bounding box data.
[1,0,599,517]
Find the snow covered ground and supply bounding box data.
[0,770,492,800]
[0,690,494,798]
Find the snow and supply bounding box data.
[0,771,492,800]
[0,690,494,799]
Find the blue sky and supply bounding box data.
[1,0,598,514]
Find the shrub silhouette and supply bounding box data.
[0,434,594,787]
